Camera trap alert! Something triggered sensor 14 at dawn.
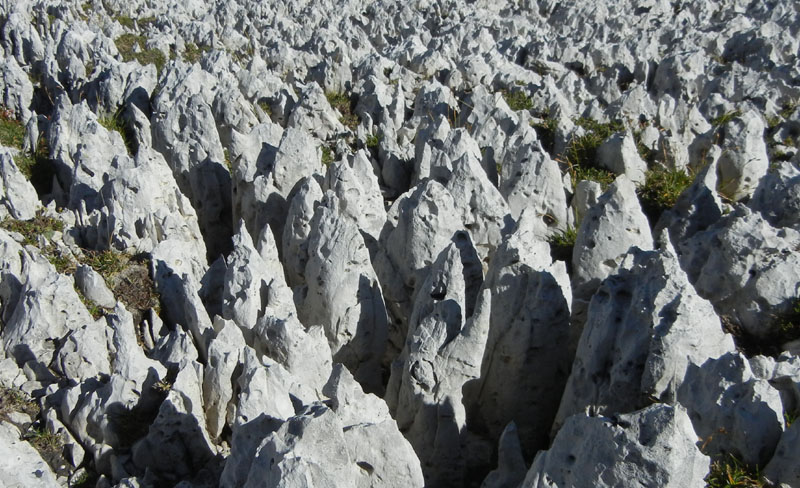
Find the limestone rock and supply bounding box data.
[0,149,39,220]
[764,420,800,487]
[0,57,33,121]
[282,176,323,288]
[677,208,800,339]
[522,404,709,488]
[466,211,573,458]
[500,140,572,233]
[373,180,462,352]
[572,175,653,325]
[0,421,59,488]
[480,423,527,488]
[322,150,387,244]
[297,192,388,393]
[596,131,647,184]
[132,363,220,486]
[656,156,724,246]
[3,250,94,368]
[678,352,784,466]
[152,87,231,258]
[555,242,736,429]
[74,264,116,309]
[242,403,358,488]
[203,317,246,439]
[716,110,769,201]
[96,147,207,260]
[749,160,800,230]
[385,241,490,486]
[323,364,425,488]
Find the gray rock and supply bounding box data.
[243,403,358,488]
[322,150,387,243]
[499,139,571,232]
[522,404,709,488]
[220,414,284,488]
[466,211,573,458]
[0,148,39,220]
[677,208,800,339]
[555,241,735,429]
[596,131,647,184]
[297,192,388,393]
[480,423,527,488]
[0,421,59,488]
[251,314,333,398]
[74,264,116,309]
[373,180,462,353]
[53,316,111,383]
[96,147,207,259]
[203,317,246,439]
[749,160,800,230]
[3,249,94,368]
[0,57,34,121]
[132,362,219,486]
[656,156,724,246]
[572,175,653,326]
[323,364,425,488]
[385,241,491,486]
[151,238,214,359]
[716,110,769,201]
[572,179,602,225]
[60,305,167,476]
[222,220,295,340]
[678,352,784,466]
[48,99,130,212]
[282,176,323,288]
[233,347,299,427]
[152,87,231,258]
[288,82,348,139]
[764,420,800,487]
[234,126,320,252]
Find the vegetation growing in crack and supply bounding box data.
[547,225,578,265]
[710,109,742,127]
[0,107,25,149]
[530,114,558,155]
[183,43,210,64]
[501,89,533,112]
[326,91,359,130]
[563,117,623,189]
[704,454,767,488]
[321,145,335,166]
[636,167,693,225]
[115,33,166,74]
[99,108,137,155]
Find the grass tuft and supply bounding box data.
[501,90,533,112]
[23,426,62,452]
[99,108,136,155]
[366,133,380,148]
[563,117,624,189]
[183,43,210,64]
[321,145,335,166]
[326,92,359,130]
[0,107,25,149]
[1,212,64,247]
[711,110,742,127]
[547,226,578,263]
[530,115,558,155]
[705,454,767,488]
[115,33,166,74]
[637,167,693,224]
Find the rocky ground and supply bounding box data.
[0,0,799,487]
